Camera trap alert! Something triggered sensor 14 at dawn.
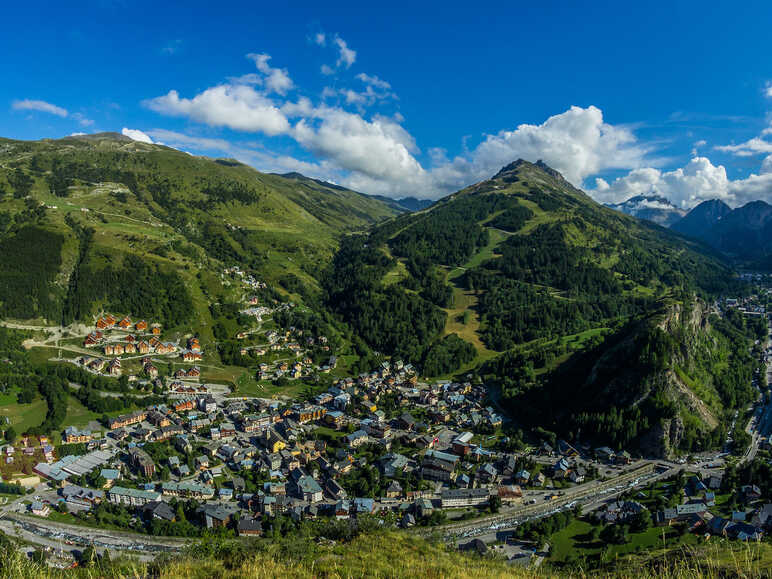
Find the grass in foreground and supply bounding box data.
[2,529,772,579]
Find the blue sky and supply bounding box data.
[3,0,772,206]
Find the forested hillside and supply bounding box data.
[323,159,752,453]
[0,133,400,332]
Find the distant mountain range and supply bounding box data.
[608,193,772,269]
[605,194,686,226]
[275,173,433,213]
[672,199,772,268]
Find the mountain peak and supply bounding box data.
[607,194,686,226]
[492,158,565,181]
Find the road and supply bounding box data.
[426,462,669,539]
[740,321,772,464]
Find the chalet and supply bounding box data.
[106,358,122,375]
[325,411,344,429]
[452,432,474,456]
[147,411,170,428]
[187,337,201,351]
[199,505,236,529]
[137,341,150,354]
[61,484,104,507]
[151,324,162,336]
[84,331,103,347]
[345,430,368,448]
[296,405,326,423]
[294,474,324,503]
[143,501,176,522]
[181,350,202,361]
[124,343,136,354]
[398,413,417,431]
[109,410,146,429]
[385,480,403,499]
[96,316,116,330]
[64,426,92,444]
[29,501,49,517]
[173,398,196,413]
[135,320,148,332]
[152,424,184,442]
[118,316,132,329]
[144,363,158,378]
[237,515,263,536]
[157,342,177,355]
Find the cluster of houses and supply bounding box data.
[22,357,550,534]
[76,315,205,378]
[592,473,772,542]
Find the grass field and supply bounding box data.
[62,395,102,429]
[0,395,47,433]
[549,518,701,563]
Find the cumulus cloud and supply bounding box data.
[144,85,290,136]
[143,50,664,200]
[765,82,772,98]
[121,127,154,143]
[313,32,326,46]
[589,157,731,208]
[334,35,356,68]
[147,128,335,177]
[12,99,68,117]
[246,53,294,95]
[293,107,424,192]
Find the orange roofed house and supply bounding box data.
[96,315,116,330]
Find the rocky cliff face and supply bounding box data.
[640,300,720,458]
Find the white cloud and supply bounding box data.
[69,132,87,136]
[589,157,731,208]
[121,128,154,144]
[147,128,335,178]
[314,32,326,46]
[320,64,334,76]
[761,155,772,174]
[356,73,391,90]
[765,82,772,98]
[12,99,68,117]
[144,85,290,136]
[334,35,356,68]
[246,53,294,95]
[293,106,424,192]
[716,136,772,156]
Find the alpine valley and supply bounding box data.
[0,133,770,577]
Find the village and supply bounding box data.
[0,274,770,568]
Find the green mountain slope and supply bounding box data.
[0,132,400,341]
[323,159,753,453]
